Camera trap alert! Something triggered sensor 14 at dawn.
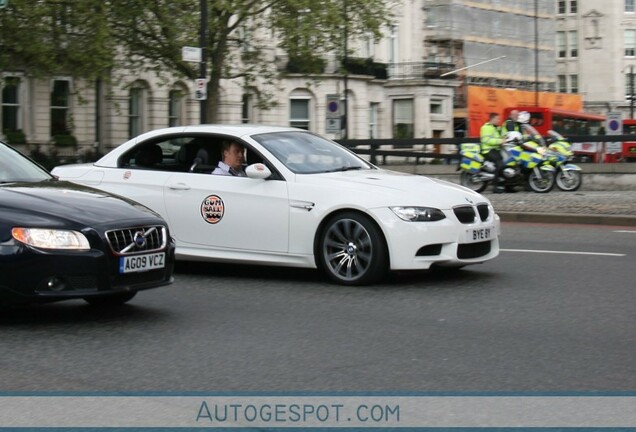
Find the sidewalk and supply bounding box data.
[485,190,636,226]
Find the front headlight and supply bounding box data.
[12,227,90,250]
[390,207,446,222]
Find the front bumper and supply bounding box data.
[370,204,501,270]
[0,238,175,304]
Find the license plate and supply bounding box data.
[466,226,494,243]
[119,253,165,273]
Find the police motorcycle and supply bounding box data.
[459,123,556,193]
[544,130,583,191]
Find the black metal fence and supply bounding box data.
[337,135,636,165]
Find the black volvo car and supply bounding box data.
[0,141,175,306]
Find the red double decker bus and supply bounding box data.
[502,106,606,162]
[621,119,636,162]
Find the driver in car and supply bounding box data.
[212,141,246,176]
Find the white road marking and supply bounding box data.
[613,230,636,234]
[501,249,626,257]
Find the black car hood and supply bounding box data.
[0,180,161,228]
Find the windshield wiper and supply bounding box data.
[324,166,365,173]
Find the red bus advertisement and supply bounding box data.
[621,119,636,162]
[503,107,606,162]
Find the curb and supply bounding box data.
[498,212,636,227]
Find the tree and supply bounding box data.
[109,0,394,123]
[0,0,115,79]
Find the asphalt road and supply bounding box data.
[1,222,634,392]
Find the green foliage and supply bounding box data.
[53,134,77,147]
[0,0,115,79]
[343,57,388,79]
[4,129,26,145]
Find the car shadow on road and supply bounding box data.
[175,260,499,291]
[0,301,169,326]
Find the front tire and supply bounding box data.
[84,291,137,307]
[526,169,555,193]
[460,171,488,193]
[556,169,582,191]
[318,212,388,285]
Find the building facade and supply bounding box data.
[0,0,461,156]
[556,0,636,118]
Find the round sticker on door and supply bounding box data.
[201,194,224,224]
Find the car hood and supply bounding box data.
[0,180,161,228]
[299,168,490,209]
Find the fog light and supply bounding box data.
[47,277,67,291]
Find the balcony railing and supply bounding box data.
[387,61,456,80]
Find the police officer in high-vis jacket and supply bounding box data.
[480,112,506,193]
[502,109,521,134]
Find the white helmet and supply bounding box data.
[517,111,530,124]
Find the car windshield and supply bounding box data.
[252,131,372,174]
[0,142,52,183]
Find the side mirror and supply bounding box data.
[245,163,271,179]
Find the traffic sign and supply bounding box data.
[182,46,202,63]
[606,111,623,135]
[194,78,207,101]
[325,94,340,134]
[0,0,8,9]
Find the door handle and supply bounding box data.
[167,183,191,190]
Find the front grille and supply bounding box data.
[457,240,491,259]
[106,225,167,255]
[477,204,490,221]
[453,206,476,224]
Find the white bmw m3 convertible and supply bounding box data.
[53,125,500,285]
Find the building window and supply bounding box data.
[558,75,567,93]
[628,0,635,13]
[51,79,70,136]
[426,7,438,27]
[289,98,310,130]
[569,31,578,57]
[557,0,566,14]
[1,77,20,133]
[626,29,636,57]
[557,32,566,58]
[626,72,636,98]
[569,75,578,93]
[242,93,253,124]
[430,100,443,115]
[369,102,379,139]
[388,24,399,64]
[128,87,143,138]
[570,0,577,14]
[392,99,413,139]
[362,33,375,59]
[168,90,183,127]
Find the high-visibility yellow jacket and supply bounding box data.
[480,122,503,154]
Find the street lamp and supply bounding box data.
[199,0,208,124]
[342,0,349,140]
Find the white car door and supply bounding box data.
[163,172,290,253]
[99,168,171,218]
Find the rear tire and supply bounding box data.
[317,212,388,285]
[556,169,582,191]
[460,171,488,193]
[84,292,137,307]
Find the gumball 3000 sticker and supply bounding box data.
[201,195,225,224]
